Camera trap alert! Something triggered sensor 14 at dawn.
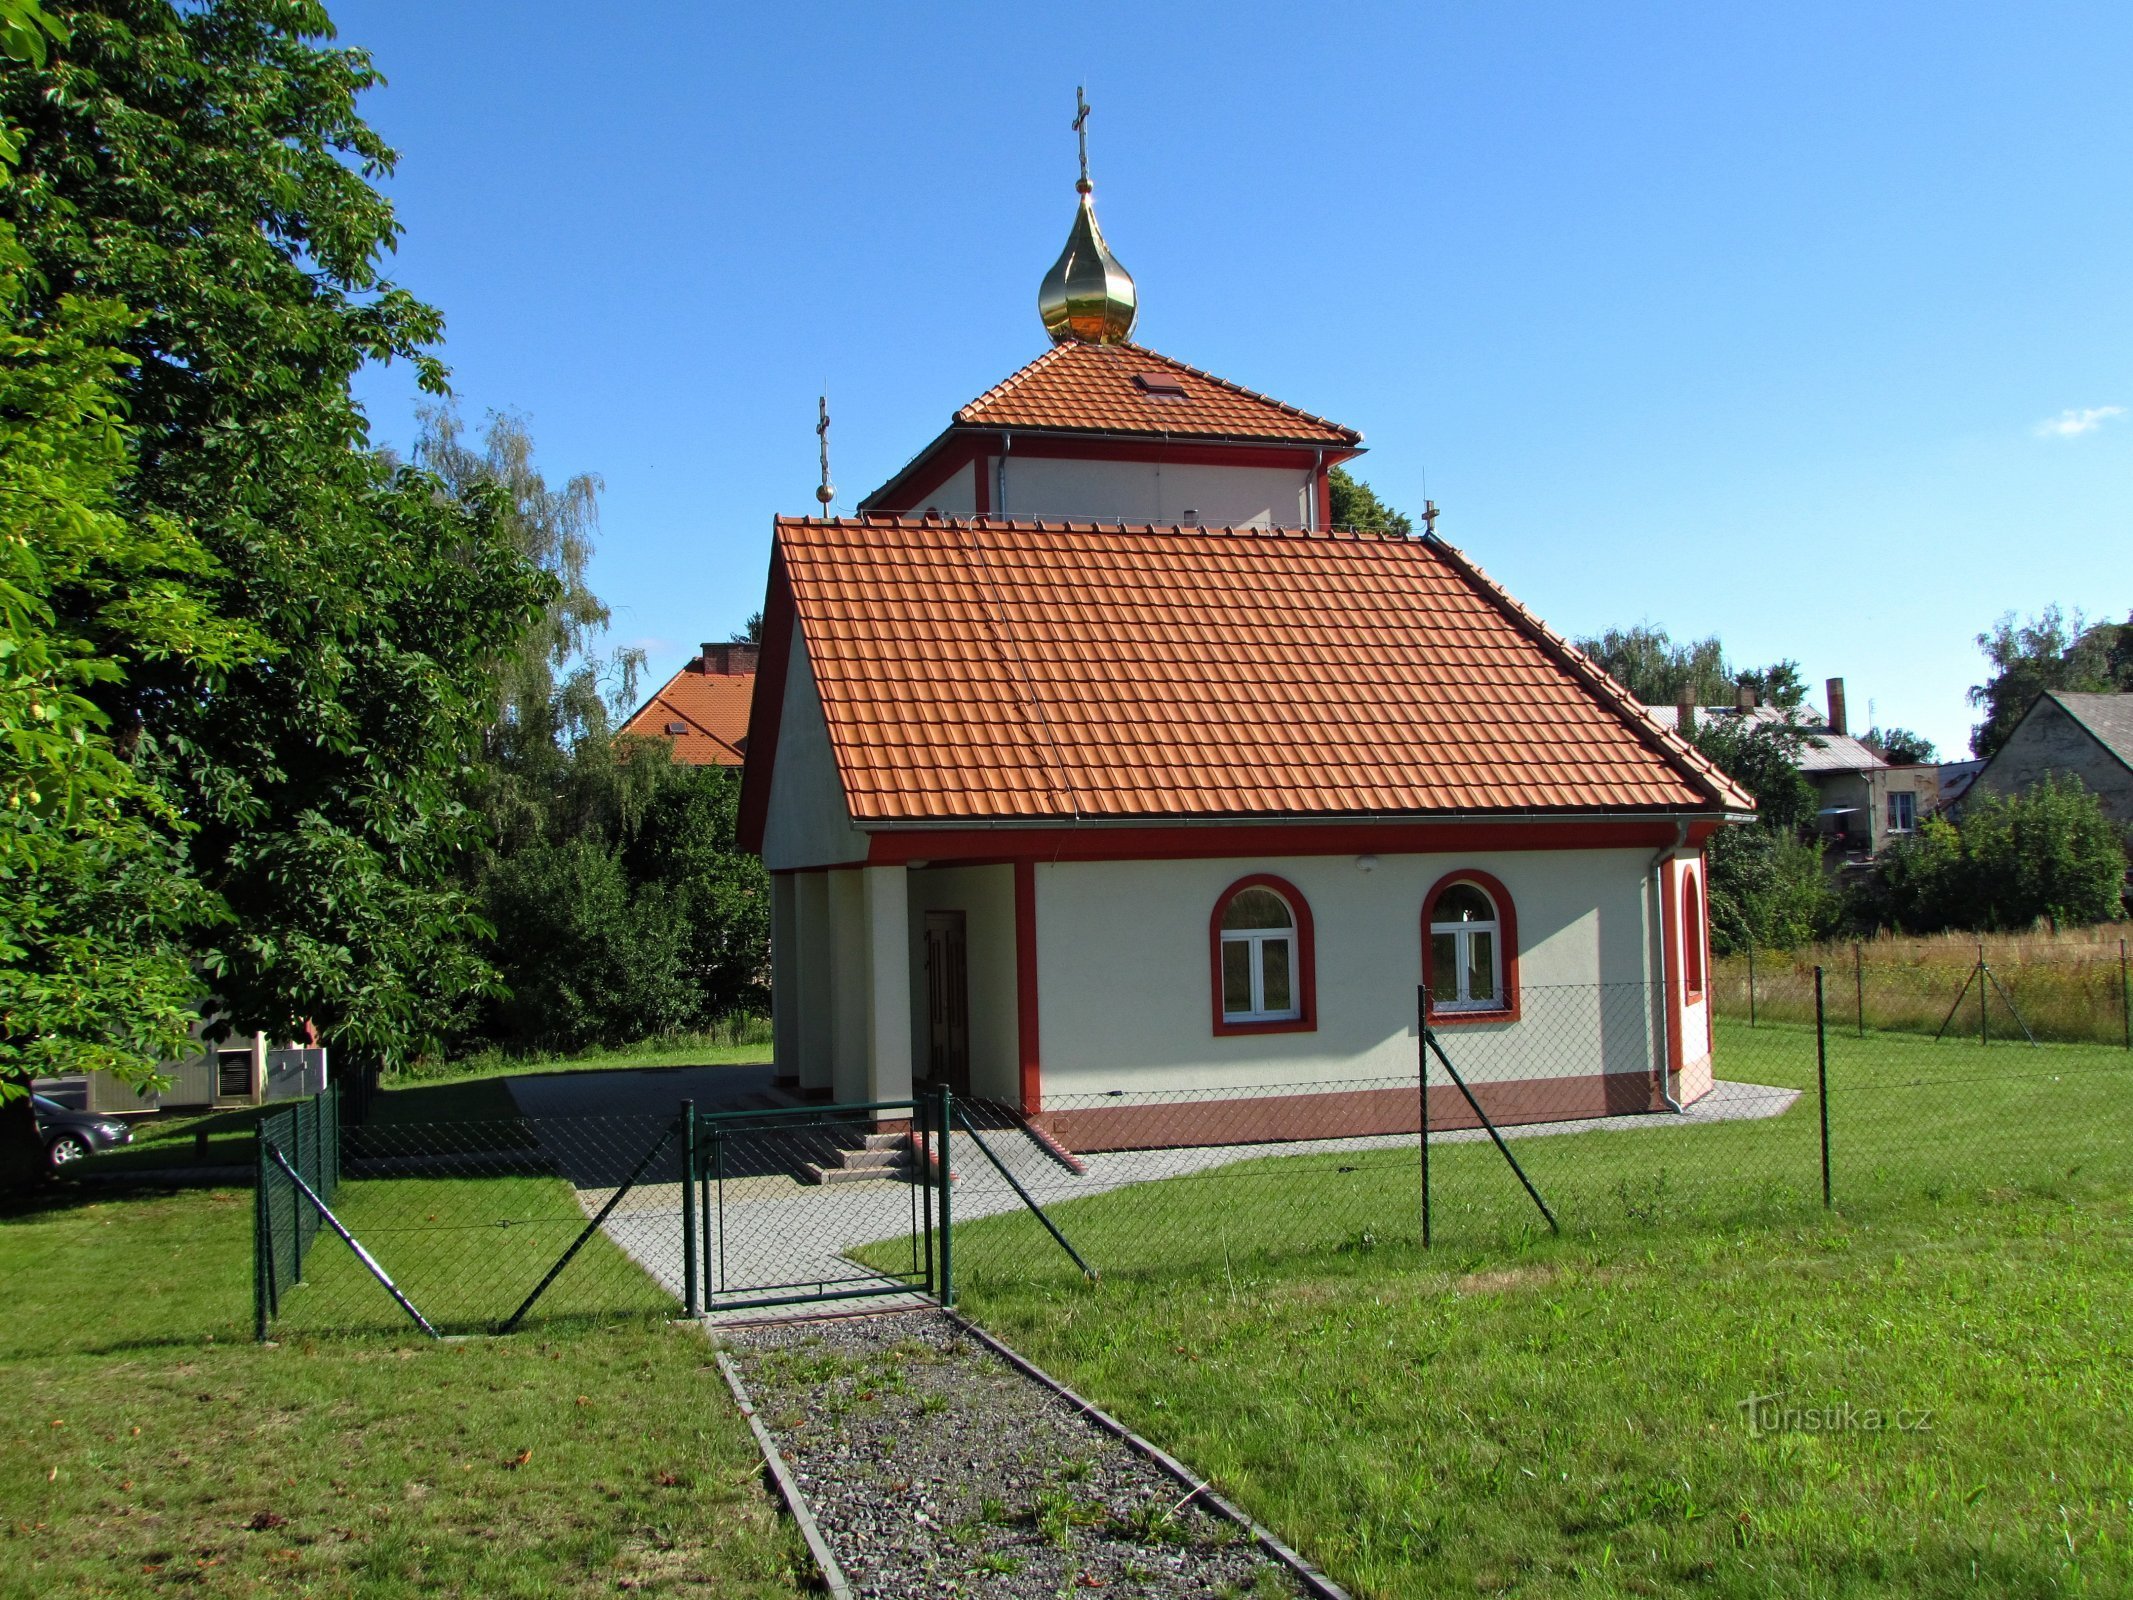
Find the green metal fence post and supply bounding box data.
[2121,938,2128,1052]
[1815,965,1832,1208]
[681,1101,699,1318]
[937,1085,954,1309]
[1416,985,1431,1250]
[253,1135,269,1341]
[1854,942,1865,1038]
[1747,946,1757,1028]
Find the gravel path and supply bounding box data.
[721,1310,1306,1599]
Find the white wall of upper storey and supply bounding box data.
[992,455,1314,528]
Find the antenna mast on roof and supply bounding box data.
[1422,500,1439,537]
[815,394,834,512]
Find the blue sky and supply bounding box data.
[339,0,2131,759]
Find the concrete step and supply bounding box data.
[859,1132,908,1151]
[801,1160,914,1185]
[834,1147,909,1171]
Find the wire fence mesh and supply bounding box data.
[253,1089,340,1337]
[253,960,2133,1337]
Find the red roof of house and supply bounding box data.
[757,516,1753,824]
[861,344,1363,512]
[621,656,755,767]
[953,342,1362,446]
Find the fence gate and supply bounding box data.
[682,1095,944,1317]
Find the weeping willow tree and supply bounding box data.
[415,406,644,851]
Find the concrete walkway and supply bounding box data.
[560,1079,1799,1320]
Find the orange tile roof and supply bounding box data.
[953,342,1361,446]
[773,516,1753,822]
[621,659,755,767]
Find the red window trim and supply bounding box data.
[1682,866,1706,1000]
[1421,868,1522,1026]
[1209,873,1317,1037]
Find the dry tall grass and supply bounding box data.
[1713,924,2133,1046]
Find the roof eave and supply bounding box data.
[854,805,1748,832]
[859,423,1363,512]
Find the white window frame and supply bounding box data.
[1220,895,1301,1025]
[1429,885,1503,1012]
[1886,790,1916,834]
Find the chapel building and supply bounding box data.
[738,137,1750,1150]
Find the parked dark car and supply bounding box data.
[31,1095,132,1170]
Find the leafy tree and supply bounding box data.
[415,405,639,748]
[1968,606,2132,759]
[1734,659,1810,713]
[1577,625,1730,707]
[0,2,554,1109]
[1575,625,1808,715]
[1684,713,1838,951]
[0,0,261,1180]
[416,406,643,855]
[1877,775,2126,932]
[473,747,767,1053]
[1327,467,1413,536]
[1863,726,1938,765]
[1703,826,1837,954]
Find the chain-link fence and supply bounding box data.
[937,971,2133,1295]
[254,1102,943,1340]
[253,1089,341,1338]
[253,962,2133,1336]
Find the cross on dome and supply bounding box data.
[1038,85,1138,345]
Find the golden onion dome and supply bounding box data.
[1039,188,1137,344]
[1039,89,1137,344]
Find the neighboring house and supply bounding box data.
[1646,679,1939,868]
[736,162,1755,1152]
[1934,759,1984,812]
[1965,691,2133,831]
[620,642,758,765]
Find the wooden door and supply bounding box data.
[923,911,971,1097]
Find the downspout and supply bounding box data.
[1649,819,1688,1112]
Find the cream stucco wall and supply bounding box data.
[910,462,976,518]
[905,864,1021,1101]
[762,631,869,873]
[998,456,1314,529]
[1031,850,1666,1098]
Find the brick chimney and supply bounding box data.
[1824,677,1848,736]
[1735,682,1757,712]
[1675,686,1697,734]
[700,641,761,676]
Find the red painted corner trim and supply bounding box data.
[1315,468,1332,530]
[737,550,795,855]
[1419,868,1523,1026]
[1209,873,1318,1037]
[1014,860,1041,1112]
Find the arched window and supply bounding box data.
[1422,870,1521,1022]
[1210,875,1316,1034]
[1682,869,1706,998]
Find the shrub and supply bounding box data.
[1877,775,2126,932]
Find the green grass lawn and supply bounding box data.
[920,1021,2133,1596]
[0,1185,804,1598]
[959,1194,2133,1598]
